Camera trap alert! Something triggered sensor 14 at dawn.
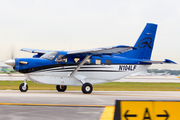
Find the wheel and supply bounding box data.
[19,83,28,92]
[56,85,67,92]
[82,83,93,94]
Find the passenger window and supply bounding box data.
[55,54,67,62]
[106,60,111,65]
[96,59,101,64]
[74,58,80,63]
[85,59,91,64]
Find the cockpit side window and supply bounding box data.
[40,52,58,61]
[55,54,67,62]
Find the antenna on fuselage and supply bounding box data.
[68,46,73,52]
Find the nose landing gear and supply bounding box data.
[19,83,28,92]
[19,79,28,92]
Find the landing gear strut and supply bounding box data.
[82,83,93,94]
[56,85,67,92]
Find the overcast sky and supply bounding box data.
[0,0,180,69]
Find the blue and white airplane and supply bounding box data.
[5,23,176,94]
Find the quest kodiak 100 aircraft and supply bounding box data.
[5,23,176,94]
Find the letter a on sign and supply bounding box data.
[143,108,151,120]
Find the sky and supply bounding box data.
[0,0,180,69]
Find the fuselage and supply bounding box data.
[26,64,150,86]
[9,51,151,86]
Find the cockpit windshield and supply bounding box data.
[40,52,58,60]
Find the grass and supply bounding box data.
[1,81,180,91]
[0,72,21,74]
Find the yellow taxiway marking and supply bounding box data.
[100,106,115,120]
[0,103,106,107]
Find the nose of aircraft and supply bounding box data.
[5,59,15,67]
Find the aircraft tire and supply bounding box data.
[82,83,93,94]
[56,85,67,92]
[19,83,28,92]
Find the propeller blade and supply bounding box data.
[11,46,14,59]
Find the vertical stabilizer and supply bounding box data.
[130,23,157,60]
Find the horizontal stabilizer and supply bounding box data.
[141,59,177,64]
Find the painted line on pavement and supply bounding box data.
[100,106,115,120]
[0,103,107,107]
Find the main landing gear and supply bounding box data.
[82,83,93,94]
[56,85,67,92]
[55,83,93,94]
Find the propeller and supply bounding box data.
[11,47,14,60]
[5,47,29,73]
[4,47,16,74]
[5,47,15,67]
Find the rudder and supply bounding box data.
[129,23,158,59]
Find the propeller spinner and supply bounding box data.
[4,59,15,67]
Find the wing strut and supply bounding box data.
[70,55,91,77]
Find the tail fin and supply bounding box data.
[129,23,158,59]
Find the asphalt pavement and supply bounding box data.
[0,90,180,120]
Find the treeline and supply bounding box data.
[147,69,180,75]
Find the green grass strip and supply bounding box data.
[1,81,180,91]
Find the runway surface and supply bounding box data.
[0,90,180,120]
[1,90,180,105]
[0,105,103,120]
